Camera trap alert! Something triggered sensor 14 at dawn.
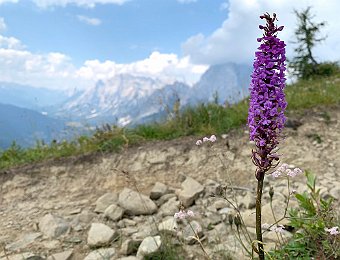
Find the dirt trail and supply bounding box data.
[0,105,339,258]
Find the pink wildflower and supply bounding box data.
[174,210,195,219]
[325,226,339,235]
[262,223,271,230]
[271,170,281,178]
[209,135,217,142]
[271,224,285,233]
[203,137,210,142]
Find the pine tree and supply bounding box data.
[289,7,326,79]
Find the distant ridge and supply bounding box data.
[0,103,66,149]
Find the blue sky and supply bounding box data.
[0,0,339,90]
[0,0,228,65]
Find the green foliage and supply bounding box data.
[315,62,340,78]
[306,133,322,144]
[143,236,185,260]
[284,73,340,110]
[269,171,340,259]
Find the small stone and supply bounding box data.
[117,257,139,260]
[177,177,204,207]
[120,239,142,256]
[158,197,180,217]
[183,221,204,244]
[47,250,73,260]
[330,186,340,200]
[87,223,116,247]
[94,193,118,213]
[5,233,42,251]
[218,207,233,215]
[39,214,70,238]
[150,182,168,200]
[123,218,137,226]
[41,240,61,249]
[158,217,178,235]
[156,193,177,206]
[118,188,157,215]
[68,208,82,215]
[120,227,138,236]
[212,199,229,210]
[0,253,35,260]
[239,192,256,209]
[136,236,162,258]
[84,248,116,260]
[104,204,124,221]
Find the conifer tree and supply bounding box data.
[289,7,326,79]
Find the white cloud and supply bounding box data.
[77,15,102,26]
[76,51,208,85]
[177,0,197,3]
[31,0,129,8]
[0,35,25,49]
[182,0,340,65]
[0,0,18,4]
[0,17,6,32]
[0,30,207,90]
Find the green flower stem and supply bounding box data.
[256,171,265,260]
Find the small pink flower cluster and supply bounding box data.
[325,226,339,235]
[262,223,285,233]
[196,135,217,145]
[174,210,194,219]
[271,163,303,178]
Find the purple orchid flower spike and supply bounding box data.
[248,13,287,260]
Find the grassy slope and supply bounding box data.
[0,74,339,170]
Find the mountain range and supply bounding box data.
[0,103,67,148]
[55,62,252,126]
[0,62,252,149]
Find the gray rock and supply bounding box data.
[77,210,96,223]
[47,250,73,260]
[0,253,36,260]
[204,179,222,196]
[117,257,139,260]
[120,239,142,256]
[94,193,119,213]
[158,197,180,217]
[24,257,44,260]
[120,227,138,236]
[104,204,124,221]
[156,193,177,206]
[212,199,229,210]
[39,214,70,238]
[183,221,204,244]
[118,188,157,215]
[158,217,178,235]
[5,232,42,251]
[136,236,162,258]
[150,182,168,200]
[131,224,158,241]
[177,177,204,207]
[242,200,288,227]
[238,192,256,209]
[87,223,116,247]
[84,248,116,260]
[330,186,340,200]
[202,212,222,229]
[123,218,137,226]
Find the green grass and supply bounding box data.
[0,73,339,170]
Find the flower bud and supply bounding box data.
[269,186,274,200]
[234,214,242,229]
